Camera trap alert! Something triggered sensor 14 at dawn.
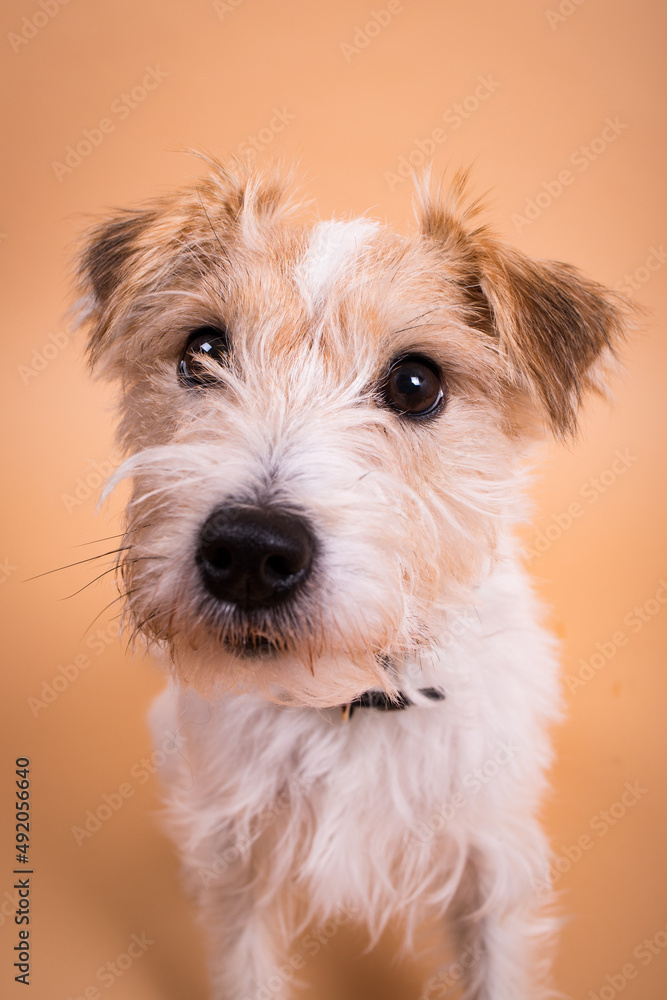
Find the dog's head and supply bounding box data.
[77,158,625,705]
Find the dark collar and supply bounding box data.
[340,686,445,721]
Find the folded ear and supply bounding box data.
[416,173,628,437]
[76,155,299,372]
[79,209,156,310]
[76,207,157,370]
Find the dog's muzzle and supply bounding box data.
[196,505,315,609]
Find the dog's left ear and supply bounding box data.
[417,175,628,437]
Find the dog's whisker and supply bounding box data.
[72,533,125,547]
[61,564,125,600]
[197,190,231,267]
[80,588,141,640]
[129,609,162,641]
[24,547,132,582]
[61,555,167,600]
[391,308,441,336]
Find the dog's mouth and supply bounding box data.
[223,632,284,659]
[197,596,312,660]
[223,630,394,674]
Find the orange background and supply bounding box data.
[1,1,666,997]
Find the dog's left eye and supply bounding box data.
[179,327,230,386]
[382,356,445,417]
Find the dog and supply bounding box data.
[77,157,626,1000]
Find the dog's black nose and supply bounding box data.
[196,506,315,608]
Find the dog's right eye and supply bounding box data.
[382,355,445,418]
[179,327,230,387]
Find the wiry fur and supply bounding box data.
[77,157,627,999]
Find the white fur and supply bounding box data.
[108,307,562,998]
[150,555,560,1000]
[89,182,592,999]
[105,247,563,996]
[296,219,380,305]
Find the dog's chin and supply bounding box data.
[223,635,396,678]
[161,619,397,707]
[223,633,287,660]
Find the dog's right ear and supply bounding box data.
[77,157,301,373]
[77,208,157,370]
[80,209,156,309]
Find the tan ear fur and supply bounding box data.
[76,155,299,370]
[415,170,628,437]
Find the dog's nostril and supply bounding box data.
[204,545,233,571]
[264,554,294,580]
[196,505,315,609]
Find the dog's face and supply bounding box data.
[78,160,624,705]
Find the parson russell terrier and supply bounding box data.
[76,157,627,1000]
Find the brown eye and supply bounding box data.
[179,327,230,386]
[383,356,444,417]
